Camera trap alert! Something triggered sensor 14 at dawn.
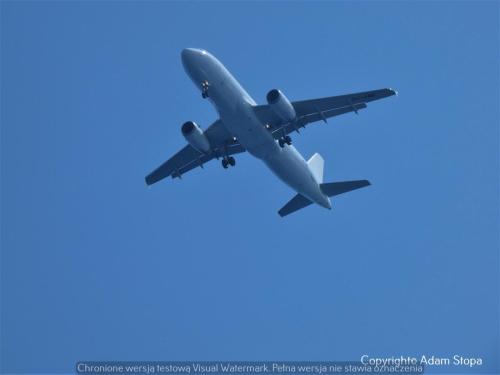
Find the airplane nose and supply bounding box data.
[181,48,196,59]
[181,48,208,75]
[181,48,195,66]
[181,48,204,64]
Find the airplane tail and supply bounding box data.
[320,180,371,197]
[307,153,324,183]
[278,194,313,217]
[278,179,371,217]
[278,153,370,217]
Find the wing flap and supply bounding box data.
[145,120,245,185]
[270,103,368,139]
[292,88,396,116]
[173,143,245,178]
[145,145,200,185]
[253,87,396,136]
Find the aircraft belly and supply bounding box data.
[209,72,325,206]
[264,146,323,204]
[218,106,275,159]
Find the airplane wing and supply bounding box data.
[145,120,245,185]
[253,88,397,138]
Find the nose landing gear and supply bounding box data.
[278,135,292,148]
[201,80,210,98]
[222,156,236,169]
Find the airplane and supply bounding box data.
[145,48,396,216]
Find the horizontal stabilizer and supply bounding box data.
[278,194,313,217]
[320,180,371,197]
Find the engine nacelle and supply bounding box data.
[181,121,210,153]
[266,89,296,122]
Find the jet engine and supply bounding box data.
[181,121,211,153]
[266,89,296,122]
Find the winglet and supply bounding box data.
[388,88,398,96]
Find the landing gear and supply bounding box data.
[278,135,292,148]
[201,80,210,98]
[222,156,235,169]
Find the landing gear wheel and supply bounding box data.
[222,159,229,169]
[201,80,210,99]
[278,139,285,148]
[285,135,292,145]
[228,156,236,166]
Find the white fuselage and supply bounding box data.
[181,48,331,209]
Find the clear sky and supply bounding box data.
[1,1,498,373]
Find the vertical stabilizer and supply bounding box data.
[307,153,324,183]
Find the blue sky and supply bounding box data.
[1,1,498,373]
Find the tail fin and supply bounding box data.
[320,180,371,197]
[307,153,324,183]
